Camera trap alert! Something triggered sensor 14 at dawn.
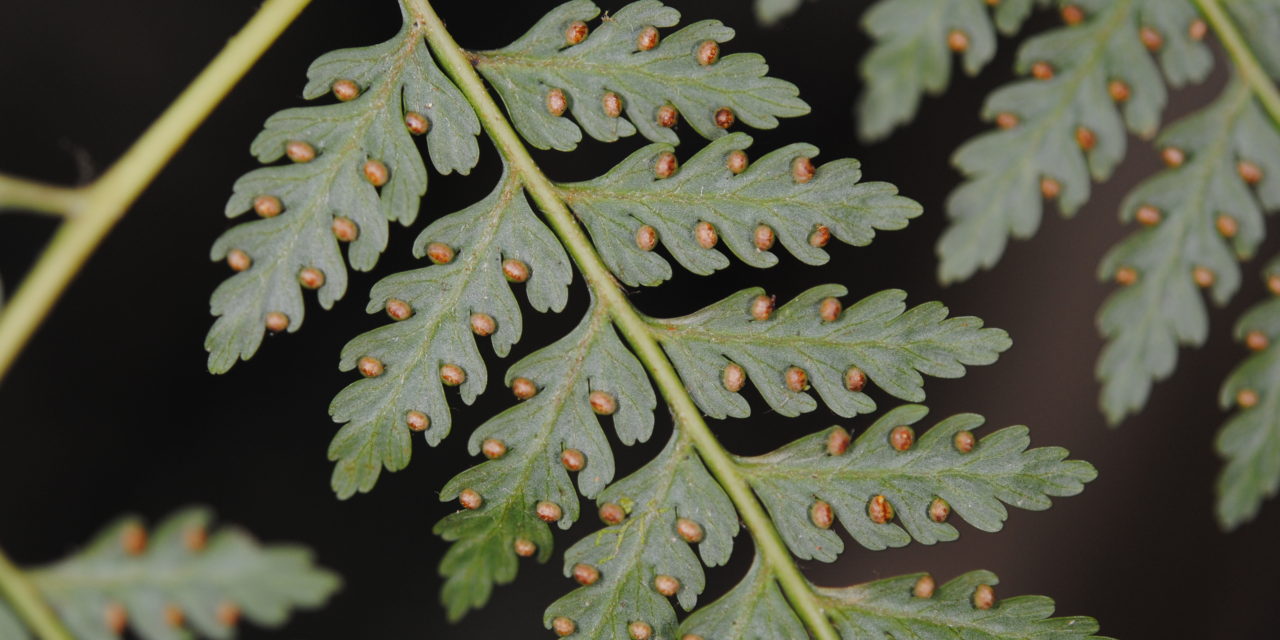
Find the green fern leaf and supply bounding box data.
[543,433,736,639]
[743,405,1096,559]
[1097,79,1280,424]
[858,0,1039,143]
[560,133,921,286]
[432,302,655,620]
[1216,259,1280,529]
[0,602,29,640]
[206,10,480,373]
[937,0,1211,284]
[473,0,809,152]
[649,285,1010,419]
[327,168,571,498]
[818,570,1107,639]
[26,508,338,640]
[677,555,806,639]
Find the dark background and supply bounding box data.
[2,1,1276,638]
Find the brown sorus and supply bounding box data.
[357,356,384,378]
[503,258,530,282]
[227,249,252,272]
[404,111,430,135]
[722,363,746,392]
[299,267,325,289]
[406,410,429,432]
[332,216,359,242]
[426,242,455,264]
[546,88,568,116]
[785,366,808,392]
[561,448,586,471]
[600,502,627,525]
[536,501,563,523]
[867,494,894,524]
[751,294,775,321]
[889,425,915,451]
[265,311,289,333]
[386,298,412,321]
[512,377,538,400]
[285,140,315,163]
[254,194,282,218]
[635,224,658,251]
[441,364,466,386]
[827,427,852,456]
[332,79,360,101]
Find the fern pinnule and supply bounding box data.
[857,0,1050,143]
[542,432,736,638]
[1098,77,1280,424]
[3,508,338,640]
[433,301,655,621]
[472,0,810,151]
[559,133,922,287]
[742,405,1097,559]
[1216,257,1280,529]
[327,166,571,498]
[206,9,480,373]
[647,285,1012,420]
[937,0,1212,284]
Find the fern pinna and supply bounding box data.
[0,508,338,640]
[205,0,1103,637]
[764,0,1280,529]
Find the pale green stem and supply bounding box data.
[1195,0,1280,126]
[0,176,84,217]
[0,544,71,640]
[412,2,839,638]
[0,0,312,385]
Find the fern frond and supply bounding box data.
[206,9,480,373]
[648,286,1011,419]
[200,1,1103,636]
[1097,78,1280,424]
[543,432,736,639]
[472,0,809,151]
[558,133,921,286]
[433,301,655,620]
[1216,258,1280,529]
[816,570,1108,639]
[858,0,1049,142]
[741,406,1096,559]
[327,166,571,498]
[21,508,338,640]
[937,0,1212,284]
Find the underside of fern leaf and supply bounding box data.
[1097,77,1280,424]
[201,1,1108,637]
[560,133,921,286]
[433,299,656,620]
[473,0,809,152]
[7,508,338,640]
[816,570,1108,639]
[743,406,1095,559]
[206,8,480,373]
[328,165,571,498]
[649,285,1010,419]
[858,0,1050,142]
[1216,258,1280,529]
[937,0,1212,284]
